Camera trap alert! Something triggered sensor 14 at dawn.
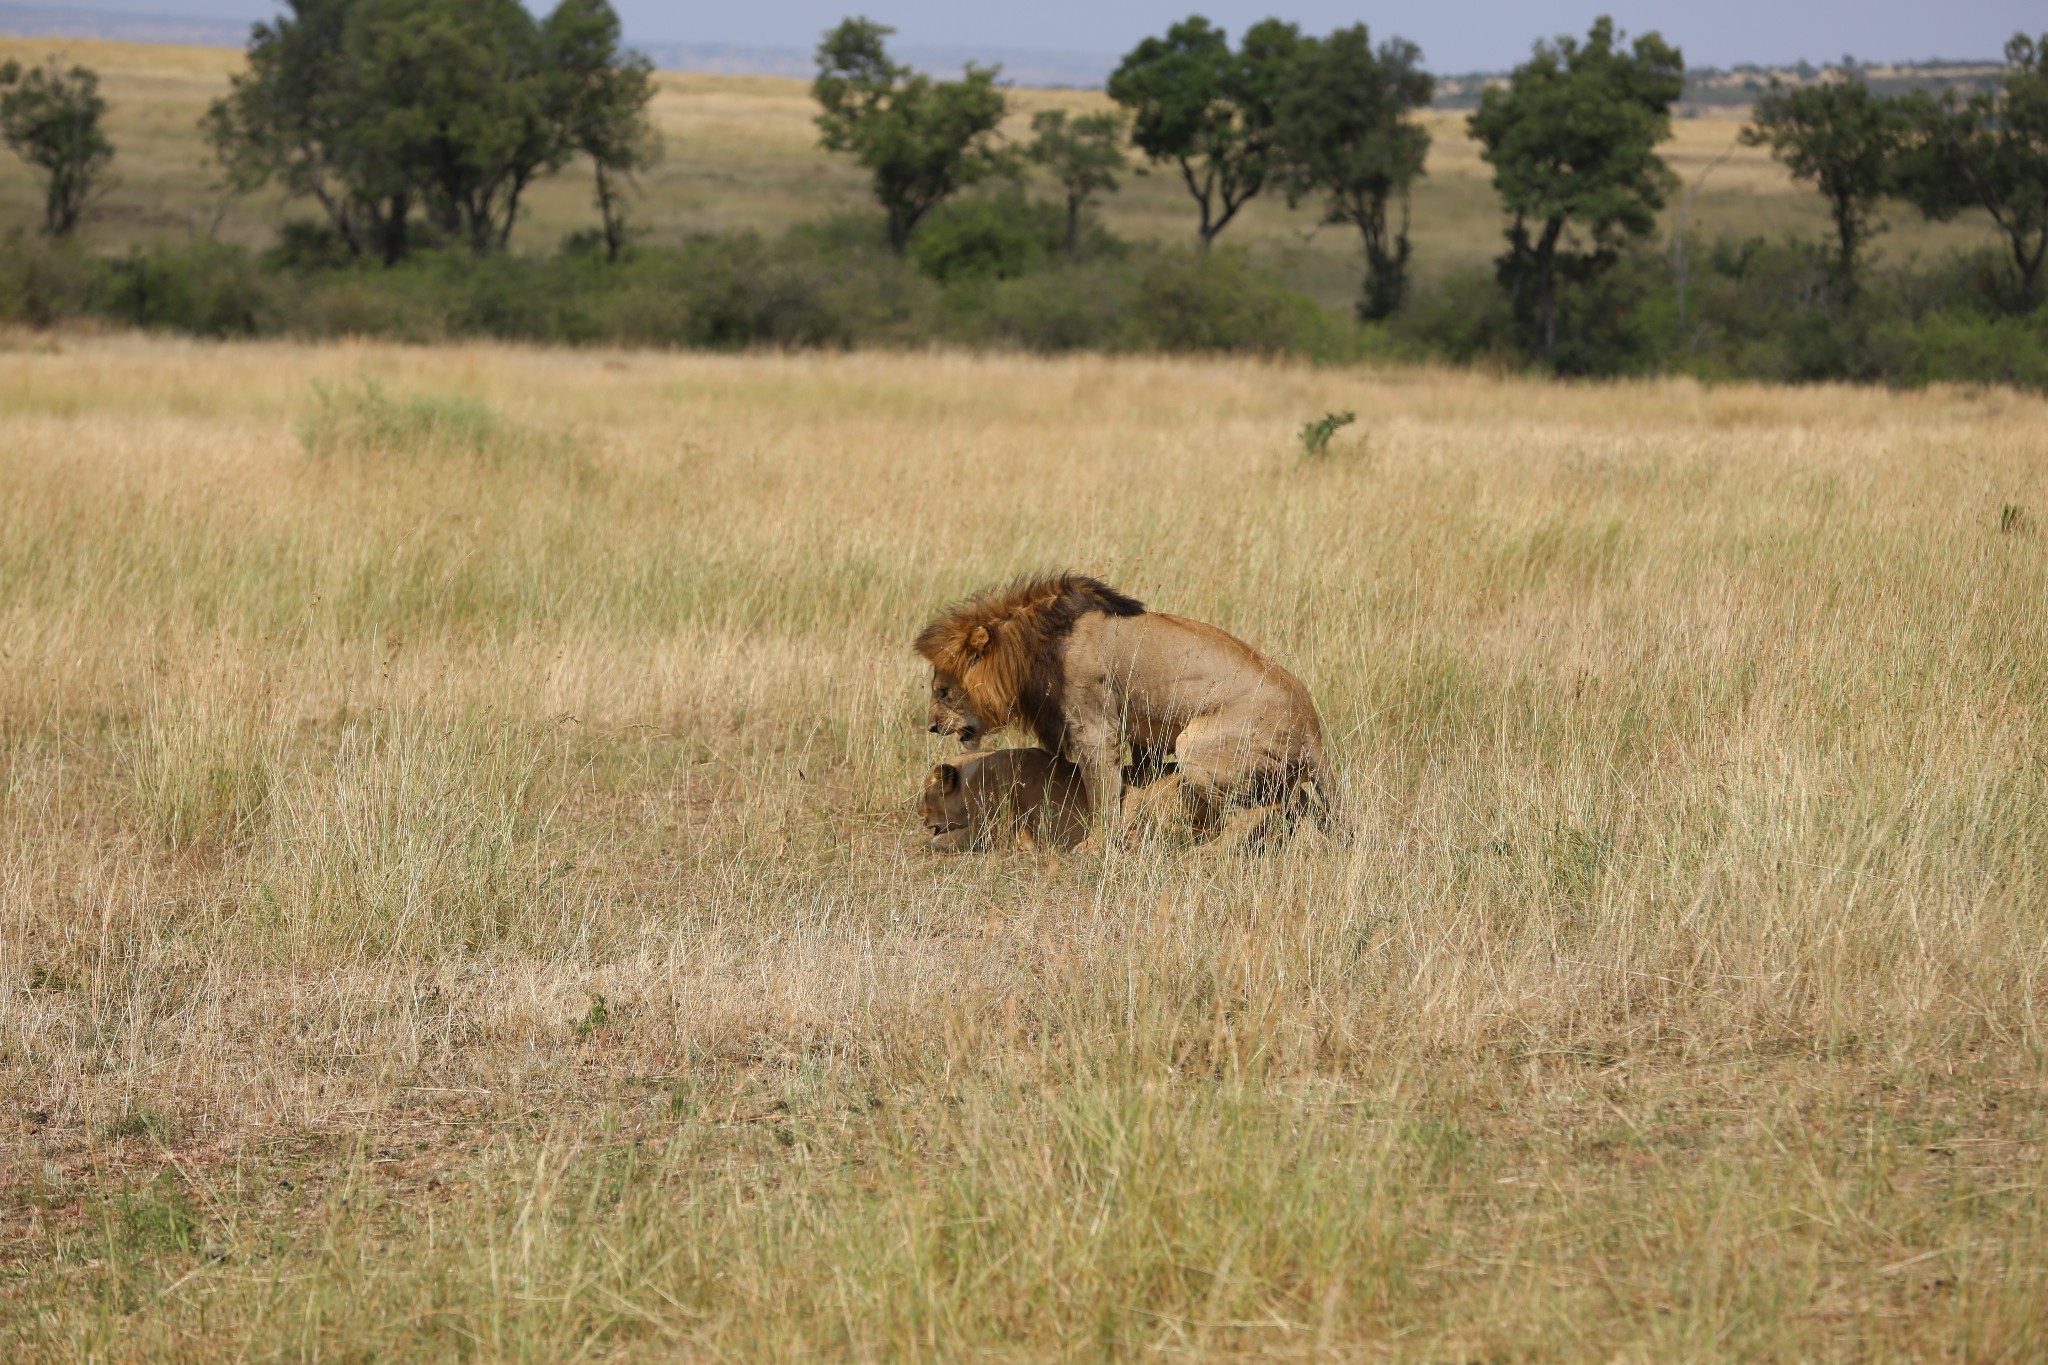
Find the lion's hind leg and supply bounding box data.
[1209,802,1290,854]
[1116,770,1192,847]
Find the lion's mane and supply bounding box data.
[912,574,1145,749]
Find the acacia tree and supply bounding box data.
[207,0,418,263]
[812,17,1009,255]
[546,0,658,262]
[1107,15,1301,249]
[206,0,651,263]
[1742,74,1904,291]
[1897,33,2048,310]
[0,58,115,237]
[1470,16,1684,358]
[344,0,566,254]
[1272,25,1433,320]
[1026,109,1124,258]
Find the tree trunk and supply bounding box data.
[1542,271,1557,356]
[1180,158,1216,252]
[499,177,530,253]
[1357,190,1410,322]
[376,192,412,266]
[1535,217,1564,358]
[469,190,498,254]
[1064,193,1080,260]
[2013,230,2044,311]
[310,180,364,259]
[595,162,623,262]
[1832,192,1858,293]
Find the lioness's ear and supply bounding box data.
[966,625,992,657]
[939,764,962,792]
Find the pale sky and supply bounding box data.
[50,1,2046,72]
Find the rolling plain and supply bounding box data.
[0,332,2044,1358]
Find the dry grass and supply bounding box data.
[0,36,2008,308]
[2,332,2047,1360]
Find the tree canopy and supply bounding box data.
[205,0,652,263]
[0,57,115,237]
[1469,15,1684,359]
[1742,76,1904,289]
[1272,25,1433,320]
[547,0,658,261]
[1107,15,1302,249]
[1897,33,2048,310]
[1026,109,1125,258]
[812,17,1009,255]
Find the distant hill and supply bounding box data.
[0,4,1119,87]
[0,5,2007,103]
[632,41,1115,89]
[1434,58,2005,111]
[0,2,249,48]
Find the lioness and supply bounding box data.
[918,747,1089,852]
[914,574,1330,844]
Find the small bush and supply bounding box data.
[1393,268,1517,366]
[973,263,1131,352]
[1884,310,2048,389]
[94,240,273,337]
[1122,247,1344,356]
[0,229,95,326]
[300,376,501,460]
[911,189,1063,284]
[1299,410,1357,458]
[263,220,357,272]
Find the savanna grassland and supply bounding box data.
[0,35,2008,311]
[2,331,2045,1360]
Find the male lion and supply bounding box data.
[914,574,1330,844]
[918,747,1089,853]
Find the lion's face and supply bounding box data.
[918,761,976,852]
[926,670,989,749]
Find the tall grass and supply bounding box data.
[1,336,2044,1359]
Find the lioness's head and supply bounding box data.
[926,669,991,749]
[918,760,976,852]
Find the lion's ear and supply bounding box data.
[966,625,992,657]
[938,763,962,792]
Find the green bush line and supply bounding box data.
[4,215,2045,388]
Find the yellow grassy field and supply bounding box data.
[1,331,2044,1359]
[0,36,2007,309]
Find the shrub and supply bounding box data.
[1882,310,2048,389]
[1298,410,1356,458]
[93,240,273,337]
[7,218,2040,391]
[1121,247,1343,355]
[0,228,94,326]
[263,220,357,272]
[910,189,1063,284]
[299,376,502,460]
[1394,268,1518,366]
[972,263,1131,352]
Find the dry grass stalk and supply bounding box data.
[0,334,2043,1358]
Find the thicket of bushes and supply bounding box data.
[0,211,1355,359]
[1393,238,2048,388]
[7,212,2044,389]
